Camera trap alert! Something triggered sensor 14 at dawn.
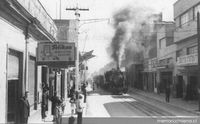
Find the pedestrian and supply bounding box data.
[70,93,76,115]
[55,101,62,124]
[81,83,87,103]
[165,82,171,102]
[50,92,62,121]
[41,89,49,121]
[197,87,200,111]
[76,94,84,124]
[20,91,30,124]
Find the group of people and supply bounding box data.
[19,80,87,124]
[68,82,87,124]
[41,83,65,124]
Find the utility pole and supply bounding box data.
[197,12,200,112]
[59,0,62,19]
[66,4,89,92]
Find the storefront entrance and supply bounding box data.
[185,76,198,100]
[176,75,183,98]
[160,71,172,93]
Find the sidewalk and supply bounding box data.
[61,97,87,124]
[62,98,87,117]
[129,88,200,115]
[28,101,54,124]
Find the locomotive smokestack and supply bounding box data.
[116,61,120,70]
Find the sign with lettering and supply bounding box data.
[37,42,75,67]
[177,53,198,66]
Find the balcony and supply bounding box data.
[177,53,198,66]
[174,20,197,43]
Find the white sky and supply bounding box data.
[40,0,177,74]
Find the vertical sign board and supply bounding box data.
[37,42,75,67]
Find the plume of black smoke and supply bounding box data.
[108,6,162,68]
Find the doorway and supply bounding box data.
[176,75,183,98]
[7,49,23,124]
[7,80,19,123]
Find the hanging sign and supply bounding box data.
[37,42,75,67]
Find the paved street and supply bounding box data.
[61,88,200,124]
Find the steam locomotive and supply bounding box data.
[104,68,128,94]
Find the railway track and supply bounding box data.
[116,95,174,116]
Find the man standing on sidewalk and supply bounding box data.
[20,91,30,124]
[81,83,87,103]
[165,82,171,103]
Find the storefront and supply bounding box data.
[157,58,174,94]
[0,0,57,123]
[143,58,157,92]
[176,53,199,100]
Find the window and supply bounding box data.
[159,38,166,49]
[187,46,197,55]
[194,4,200,19]
[180,12,189,27]
[176,50,183,57]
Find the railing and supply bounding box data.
[177,53,198,66]
[16,0,57,38]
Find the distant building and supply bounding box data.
[54,19,77,42]
[142,13,163,92]
[156,22,175,94]
[174,0,200,100]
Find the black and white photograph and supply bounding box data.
[0,0,200,124]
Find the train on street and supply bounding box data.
[93,68,128,95]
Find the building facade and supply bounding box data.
[174,0,200,100]
[156,22,176,95]
[0,0,57,123]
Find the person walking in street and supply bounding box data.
[20,91,30,124]
[165,82,171,102]
[77,94,84,124]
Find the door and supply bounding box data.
[7,80,19,123]
[189,76,198,100]
[7,49,22,124]
[177,76,183,98]
[160,72,172,93]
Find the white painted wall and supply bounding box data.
[0,42,7,122]
[0,18,38,123]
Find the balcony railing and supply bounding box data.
[16,0,57,39]
[177,53,198,66]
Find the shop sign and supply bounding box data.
[177,53,198,66]
[37,42,75,63]
[144,58,157,71]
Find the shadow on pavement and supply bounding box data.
[88,88,112,95]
